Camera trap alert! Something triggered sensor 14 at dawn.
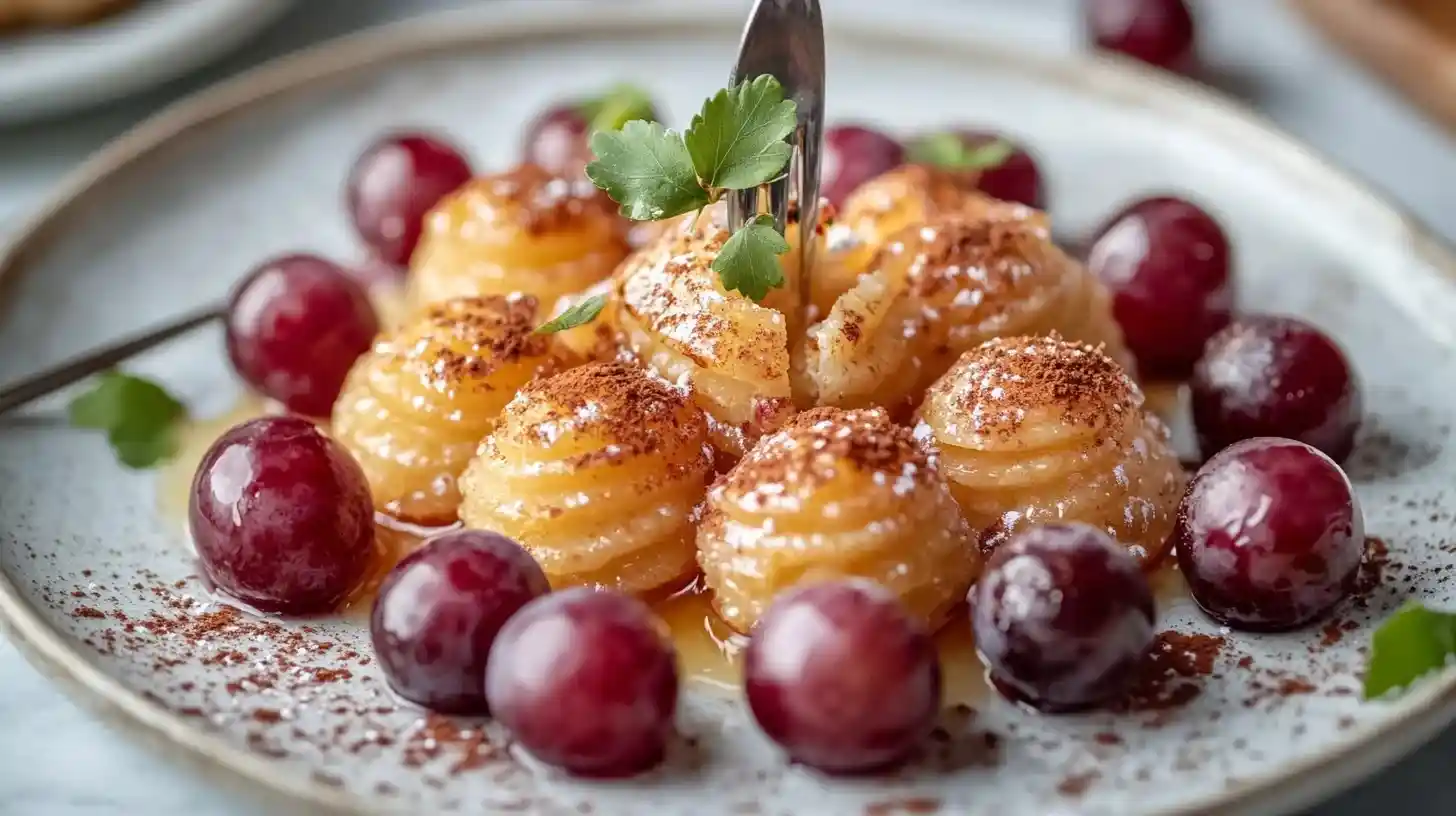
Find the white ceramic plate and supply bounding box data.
[2,2,1456,814]
[0,0,292,124]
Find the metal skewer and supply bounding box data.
[727,0,826,303]
[0,303,224,415]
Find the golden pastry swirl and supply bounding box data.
[614,216,799,461]
[811,164,1049,316]
[797,213,1130,416]
[697,407,981,633]
[916,335,1184,566]
[458,362,713,595]
[331,295,565,525]
[406,163,628,313]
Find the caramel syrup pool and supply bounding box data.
[158,285,1187,703]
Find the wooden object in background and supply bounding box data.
[1292,0,1456,134]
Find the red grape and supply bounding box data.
[1085,0,1197,73]
[1086,196,1233,380]
[225,254,378,417]
[744,580,940,774]
[951,130,1044,209]
[346,133,473,266]
[971,523,1155,712]
[189,416,374,615]
[823,124,905,205]
[370,530,549,715]
[1191,316,1362,463]
[522,104,592,177]
[486,588,678,777]
[1175,437,1364,631]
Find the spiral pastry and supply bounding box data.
[811,164,1049,317]
[406,163,629,313]
[797,213,1130,416]
[614,215,799,461]
[696,406,981,633]
[331,295,567,525]
[916,335,1184,566]
[458,362,714,595]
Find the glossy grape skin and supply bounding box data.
[189,416,374,615]
[1191,316,1363,463]
[1086,196,1233,380]
[485,588,679,777]
[822,124,905,205]
[743,580,941,774]
[971,523,1155,712]
[224,254,379,417]
[522,104,592,176]
[1085,0,1197,73]
[1175,437,1364,632]
[953,130,1044,209]
[370,530,549,715]
[346,133,473,266]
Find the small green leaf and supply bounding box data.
[68,372,187,470]
[713,214,788,302]
[580,84,658,134]
[684,74,797,191]
[536,295,608,334]
[908,132,1016,172]
[1364,601,1456,699]
[586,120,710,221]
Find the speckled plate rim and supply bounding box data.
[2,2,1455,814]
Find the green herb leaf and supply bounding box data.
[586,120,710,221]
[69,372,187,469]
[580,83,659,134]
[908,132,1016,172]
[713,214,789,302]
[536,294,608,334]
[1364,601,1456,699]
[684,74,797,191]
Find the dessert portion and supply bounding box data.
[696,407,981,633]
[799,213,1129,416]
[406,164,629,314]
[809,164,1048,317]
[459,362,713,595]
[613,216,799,460]
[331,295,566,525]
[916,335,1184,565]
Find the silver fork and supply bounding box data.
[726,0,826,297]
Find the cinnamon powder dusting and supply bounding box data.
[1116,631,1224,714]
[395,295,554,387]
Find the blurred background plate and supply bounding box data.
[0,0,293,124]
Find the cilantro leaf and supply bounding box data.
[536,295,607,334]
[579,84,658,134]
[684,74,797,191]
[908,132,1015,172]
[69,372,187,469]
[713,214,788,302]
[586,120,709,221]
[1364,602,1456,699]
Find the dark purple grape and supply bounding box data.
[225,254,378,417]
[823,124,905,205]
[522,104,592,177]
[370,530,549,715]
[971,523,1155,712]
[189,416,374,615]
[1085,0,1197,73]
[1086,196,1233,380]
[1175,437,1364,631]
[346,133,473,266]
[1191,316,1362,463]
[486,588,678,777]
[952,130,1044,209]
[744,580,940,774]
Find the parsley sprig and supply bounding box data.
[69,371,187,469]
[1364,601,1456,699]
[906,132,1015,172]
[536,294,608,335]
[586,75,797,303]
